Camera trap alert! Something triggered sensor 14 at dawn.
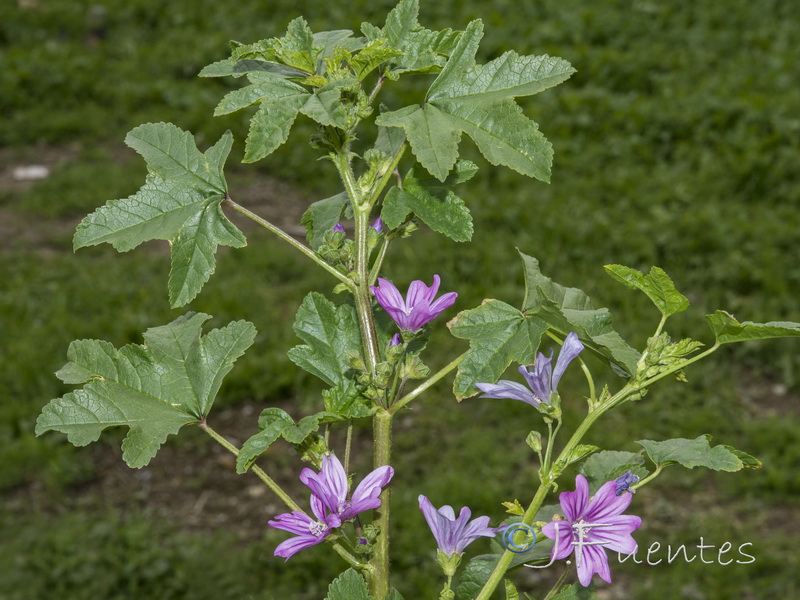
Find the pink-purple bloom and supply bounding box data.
[418,495,499,556]
[332,222,345,233]
[268,454,394,560]
[371,217,384,233]
[389,333,402,346]
[476,332,584,406]
[542,474,641,586]
[370,275,457,332]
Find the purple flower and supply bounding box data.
[476,332,584,407]
[371,217,383,233]
[542,474,641,586]
[299,453,394,522]
[614,471,640,496]
[333,222,345,233]
[268,495,338,560]
[389,333,402,347]
[370,275,457,332]
[418,495,499,556]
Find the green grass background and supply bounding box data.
[1,0,798,598]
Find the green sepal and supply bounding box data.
[504,580,520,600]
[302,192,350,249]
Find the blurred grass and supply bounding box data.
[1,0,799,598]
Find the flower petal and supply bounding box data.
[320,454,349,510]
[344,466,394,519]
[274,534,326,561]
[551,332,584,391]
[542,521,574,560]
[588,516,641,554]
[559,474,590,522]
[268,511,313,535]
[477,380,540,406]
[578,544,612,586]
[584,480,634,522]
[406,278,433,309]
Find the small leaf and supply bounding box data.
[519,251,640,376]
[502,500,525,516]
[382,167,473,242]
[578,450,648,493]
[637,435,761,471]
[605,265,690,317]
[236,409,294,473]
[36,314,255,468]
[325,568,372,600]
[558,444,600,470]
[705,310,800,345]
[448,299,546,399]
[302,192,350,249]
[287,293,362,386]
[351,38,404,80]
[323,381,372,419]
[385,590,405,600]
[244,100,303,162]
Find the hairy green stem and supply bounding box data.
[631,464,664,491]
[354,207,381,372]
[369,237,391,285]
[389,352,468,414]
[370,410,393,599]
[224,197,353,290]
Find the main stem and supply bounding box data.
[371,409,393,598]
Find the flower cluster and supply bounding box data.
[268,454,393,560]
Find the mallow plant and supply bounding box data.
[35,2,800,598]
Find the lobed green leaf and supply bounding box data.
[36,314,256,468]
[637,435,761,471]
[520,251,640,376]
[605,264,689,317]
[324,569,372,600]
[578,450,648,493]
[705,310,800,344]
[448,299,546,399]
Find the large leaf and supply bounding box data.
[287,293,362,386]
[455,556,497,600]
[381,161,476,241]
[519,251,640,376]
[324,569,372,600]
[376,20,574,181]
[448,299,546,400]
[74,124,245,307]
[605,265,689,317]
[36,314,256,468]
[637,435,761,471]
[705,310,800,345]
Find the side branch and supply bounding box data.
[223,197,354,290]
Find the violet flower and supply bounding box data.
[542,474,641,586]
[389,333,402,346]
[371,217,384,233]
[371,275,457,332]
[300,453,394,522]
[332,222,345,233]
[418,495,498,556]
[476,332,584,407]
[268,495,338,560]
